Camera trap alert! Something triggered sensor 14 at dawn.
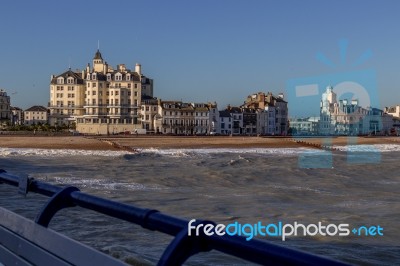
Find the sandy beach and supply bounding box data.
[0,135,118,150]
[0,135,399,151]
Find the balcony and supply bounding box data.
[49,105,84,109]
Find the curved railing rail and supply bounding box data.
[0,169,349,266]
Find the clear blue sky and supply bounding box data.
[1,0,399,115]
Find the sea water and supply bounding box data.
[0,146,399,265]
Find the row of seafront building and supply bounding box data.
[290,86,400,136]
[47,49,289,135]
[138,92,288,136]
[2,49,400,135]
[0,49,289,135]
[0,90,46,127]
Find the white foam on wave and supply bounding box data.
[0,147,130,157]
[4,144,398,158]
[140,147,316,156]
[334,144,400,152]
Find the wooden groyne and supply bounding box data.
[85,137,140,153]
[287,138,339,151]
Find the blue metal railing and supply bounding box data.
[0,169,350,266]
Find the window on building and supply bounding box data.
[93,83,96,88]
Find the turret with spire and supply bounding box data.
[93,49,104,72]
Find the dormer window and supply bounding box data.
[67,77,74,84]
[115,73,122,81]
[126,75,130,81]
[92,73,97,80]
[57,77,64,84]
[107,74,111,81]
[86,74,91,80]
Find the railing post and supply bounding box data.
[158,220,214,266]
[35,186,80,227]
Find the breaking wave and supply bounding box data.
[0,148,130,157]
[334,144,400,152]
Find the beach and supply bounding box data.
[0,135,399,150]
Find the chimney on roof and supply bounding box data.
[135,63,141,76]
